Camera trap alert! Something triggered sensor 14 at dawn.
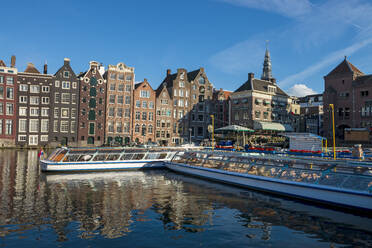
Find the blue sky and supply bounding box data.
[1,0,372,96]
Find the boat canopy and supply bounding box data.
[253,121,293,132]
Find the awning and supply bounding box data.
[255,98,262,103]
[253,121,293,132]
[215,125,254,132]
[263,100,271,105]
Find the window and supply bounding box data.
[55,81,60,87]
[125,108,130,118]
[30,96,39,105]
[108,121,114,132]
[118,95,123,104]
[18,135,27,141]
[174,100,177,106]
[125,96,131,104]
[41,119,49,132]
[6,103,14,115]
[135,124,139,133]
[19,107,27,116]
[63,71,70,78]
[40,135,48,142]
[117,108,123,117]
[0,120,2,134]
[148,125,153,134]
[125,84,131,92]
[30,85,40,93]
[198,77,205,85]
[118,73,124,80]
[361,91,369,97]
[30,107,39,116]
[140,90,150,98]
[61,108,69,118]
[124,122,130,133]
[142,112,147,120]
[149,101,154,109]
[192,94,196,100]
[178,99,184,107]
[62,93,70,103]
[55,93,60,103]
[62,81,70,89]
[71,121,76,133]
[136,100,141,108]
[142,101,147,108]
[41,108,49,117]
[156,120,160,127]
[109,83,116,91]
[179,81,184,87]
[179,89,184,97]
[141,124,146,136]
[161,99,168,105]
[29,119,39,132]
[255,111,261,118]
[0,86,3,99]
[71,108,76,118]
[89,98,96,108]
[19,119,27,132]
[5,120,12,135]
[89,110,96,120]
[72,82,77,89]
[41,97,49,104]
[6,88,14,99]
[0,76,3,84]
[60,121,69,132]
[19,84,28,91]
[6,77,14,85]
[72,94,77,104]
[116,122,122,133]
[109,108,115,117]
[135,111,140,120]
[42,86,49,92]
[54,108,59,118]
[90,87,97,97]
[149,112,154,120]
[174,89,177,96]
[125,75,132,81]
[118,84,124,91]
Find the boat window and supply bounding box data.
[51,150,68,162]
[144,153,160,159]
[132,153,145,160]
[342,176,371,192]
[69,149,97,154]
[158,153,168,159]
[76,154,93,161]
[93,154,106,161]
[63,155,80,162]
[106,154,120,161]
[120,153,134,160]
[171,154,183,162]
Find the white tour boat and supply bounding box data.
[166,150,372,211]
[40,147,186,172]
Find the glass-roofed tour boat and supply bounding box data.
[40,147,190,172]
[166,150,372,211]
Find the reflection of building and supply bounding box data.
[50,58,79,147]
[299,94,323,135]
[0,56,17,146]
[132,79,155,144]
[16,62,53,147]
[230,48,299,132]
[323,58,372,142]
[77,61,106,146]
[104,63,134,145]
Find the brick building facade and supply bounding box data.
[16,63,53,147]
[0,57,17,146]
[50,58,79,147]
[132,79,155,144]
[299,94,323,135]
[212,89,231,129]
[155,83,173,145]
[104,62,134,145]
[77,61,106,146]
[323,58,372,141]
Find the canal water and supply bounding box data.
[0,150,371,247]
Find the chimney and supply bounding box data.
[248,72,254,83]
[44,62,48,74]
[270,78,276,84]
[64,58,70,65]
[10,55,16,68]
[167,69,171,75]
[200,67,204,73]
[144,78,148,83]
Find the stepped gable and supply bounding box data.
[24,63,40,73]
[326,58,364,77]
[0,60,6,67]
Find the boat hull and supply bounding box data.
[40,160,166,172]
[166,162,372,211]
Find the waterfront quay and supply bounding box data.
[0,149,371,247]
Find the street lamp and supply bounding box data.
[329,104,336,160]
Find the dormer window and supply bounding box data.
[268,85,276,93]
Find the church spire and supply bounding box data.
[261,41,273,82]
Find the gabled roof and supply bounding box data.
[187,69,200,81]
[161,73,178,88]
[135,79,154,91]
[24,63,40,74]
[155,82,171,97]
[235,78,288,96]
[353,74,372,86]
[0,60,6,67]
[326,58,364,77]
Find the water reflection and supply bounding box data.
[0,150,371,247]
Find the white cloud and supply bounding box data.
[220,0,312,18]
[287,84,317,97]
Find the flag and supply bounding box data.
[38,148,44,158]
